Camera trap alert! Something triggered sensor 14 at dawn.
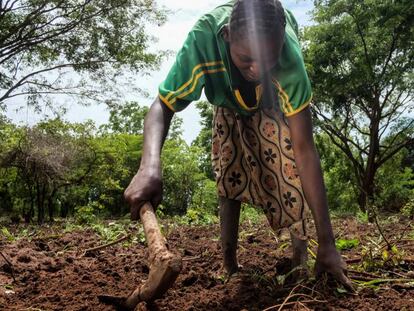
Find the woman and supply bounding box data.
[125,0,352,289]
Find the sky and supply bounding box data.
[6,0,314,143]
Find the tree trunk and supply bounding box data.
[358,166,377,221]
[24,198,34,223]
[48,196,54,222]
[358,105,380,221]
[37,183,46,224]
[48,188,57,222]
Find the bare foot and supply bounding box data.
[291,233,309,281]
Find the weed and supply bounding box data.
[78,219,147,246]
[402,198,414,217]
[335,238,359,251]
[356,210,369,223]
[168,209,218,226]
[240,203,264,225]
[360,237,404,271]
[248,267,279,289]
[63,222,83,233]
[1,227,15,242]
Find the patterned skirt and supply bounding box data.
[212,107,309,240]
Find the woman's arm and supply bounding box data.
[124,97,174,219]
[288,106,353,289]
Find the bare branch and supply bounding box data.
[378,136,414,167]
[379,104,412,141]
[314,107,365,176]
[0,60,107,102]
[1,4,104,63]
[347,11,375,83]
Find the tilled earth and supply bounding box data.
[1,217,414,311]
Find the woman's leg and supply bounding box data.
[290,232,308,269]
[219,196,241,275]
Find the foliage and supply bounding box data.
[1,227,15,242]
[0,118,97,223]
[0,117,144,222]
[171,208,218,226]
[90,220,141,244]
[374,149,414,211]
[85,132,143,217]
[240,203,264,225]
[0,104,215,222]
[315,133,359,212]
[0,0,167,108]
[317,132,413,212]
[75,204,99,225]
[100,101,149,135]
[356,210,369,223]
[401,196,414,217]
[304,0,414,212]
[189,178,218,215]
[361,238,404,271]
[100,100,183,139]
[192,101,214,179]
[160,140,206,215]
[336,238,359,251]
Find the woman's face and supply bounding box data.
[229,34,281,83]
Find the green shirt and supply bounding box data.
[159,1,312,116]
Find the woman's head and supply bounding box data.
[224,0,286,82]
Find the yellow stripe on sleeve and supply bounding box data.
[165,61,224,101]
[168,67,227,105]
[285,95,313,117]
[159,94,176,112]
[272,79,293,114]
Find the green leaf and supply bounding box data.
[336,238,360,250]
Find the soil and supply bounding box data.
[1,217,414,311]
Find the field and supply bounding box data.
[1,216,414,311]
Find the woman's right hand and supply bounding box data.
[124,164,163,220]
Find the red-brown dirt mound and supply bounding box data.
[1,217,414,310]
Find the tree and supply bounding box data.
[303,0,414,212]
[81,132,143,218]
[0,119,97,223]
[192,101,214,179]
[315,133,360,212]
[101,101,149,135]
[375,147,414,212]
[0,116,20,215]
[0,0,166,109]
[100,101,184,138]
[161,139,205,215]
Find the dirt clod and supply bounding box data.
[1,218,414,310]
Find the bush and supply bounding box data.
[190,179,218,215]
[401,195,414,217]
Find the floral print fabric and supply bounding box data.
[212,107,309,240]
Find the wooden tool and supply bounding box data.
[98,202,182,310]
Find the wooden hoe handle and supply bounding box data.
[121,202,182,309]
[98,202,182,310]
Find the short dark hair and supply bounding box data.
[229,0,286,42]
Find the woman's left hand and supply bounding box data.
[315,244,354,291]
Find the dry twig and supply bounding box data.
[262,283,327,311]
[345,257,362,264]
[263,298,327,311]
[347,269,382,279]
[81,234,131,256]
[0,251,16,282]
